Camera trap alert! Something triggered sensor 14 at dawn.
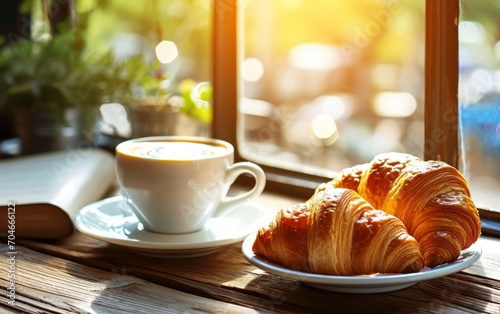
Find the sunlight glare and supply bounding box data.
[312,114,338,141]
[280,0,302,9]
[288,43,342,71]
[155,40,178,64]
[373,92,417,118]
[317,96,346,120]
[459,21,486,44]
[242,58,264,82]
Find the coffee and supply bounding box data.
[115,136,266,234]
[118,140,227,161]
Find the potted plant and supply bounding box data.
[122,60,212,138]
[118,57,178,138]
[0,28,141,154]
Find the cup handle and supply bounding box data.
[215,162,266,216]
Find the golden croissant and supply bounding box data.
[253,186,424,275]
[318,152,481,268]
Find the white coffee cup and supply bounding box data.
[115,136,266,234]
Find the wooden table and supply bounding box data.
[1,191,500,314]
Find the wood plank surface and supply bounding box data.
[0,245,260,314]
[8,233,500,314]
[2,190,500,313]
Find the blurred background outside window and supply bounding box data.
[458,1,500,211]
[240,1,425,178]
[239,0,499,211]
[0,0,498,211]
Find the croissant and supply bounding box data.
[319,152,481,267]
[253,186,424,275]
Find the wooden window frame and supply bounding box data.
[210,0,500,235]
[211,0,460,197]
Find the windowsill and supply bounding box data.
[479,208,500,237]
[235,179,500,239]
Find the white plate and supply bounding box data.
[242,233,482,293]
[74,196,273,258]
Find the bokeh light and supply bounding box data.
[459,21,486,44]
[242,57,264,82]
[288,43,343,71]
[155,40,178,64]
[373,92,417,118]
[312,114,338,142]
[317,96,347,120]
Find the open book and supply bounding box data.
[0,149,115,239]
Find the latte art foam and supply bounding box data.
[121,141,227,160]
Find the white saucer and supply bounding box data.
[74,196,274,258]
[242,233,482,294]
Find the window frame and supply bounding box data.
[211,0,460,198]
[210,0,500,236]
[211,0,330,199]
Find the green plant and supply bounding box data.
[0,29,143,125]
[121,57,171,107]
[177,79,212,124]
[123,69,212,125]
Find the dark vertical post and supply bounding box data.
[424,0,460,167]
[211,0,239,157]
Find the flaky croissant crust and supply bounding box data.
[320,152,482,267]
[253,153,481,275]
[253,186,424,276]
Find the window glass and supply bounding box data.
[240,1,425,177]
[459,1,500,211]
